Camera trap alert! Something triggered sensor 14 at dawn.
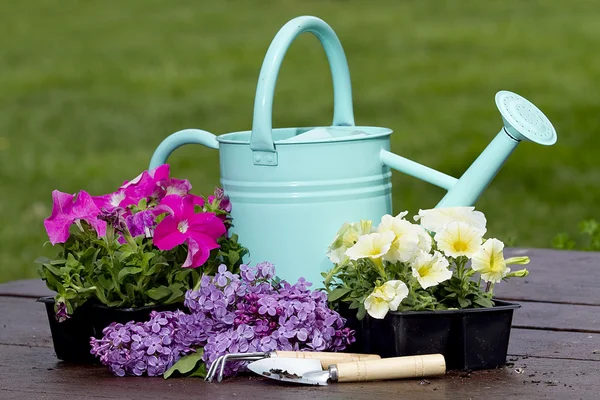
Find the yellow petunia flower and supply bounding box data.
[471,238,510,283]
[364,280,409,319]
[377,214,421,263]
[411,251,452,289]
[345,231,396,261]
[435,221,483,258]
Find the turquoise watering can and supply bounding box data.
[149,16,557,286]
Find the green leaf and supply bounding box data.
[164,283,184,304]
[95,287,108,304]
[356,305,366,320]
[65,253,79,269]
[327,287,351,302]
[187,363,207,378]
[164,351,204,379]
[117,267,143,283]
[125,283,137,301]
[97,274,114,291]
[147,286,172,301]
[457,297,471,308]
[228,250,240,267]
[41,263,63,277]
[137,198,148,210]
[474,297,494,308]
[141,252,156,268]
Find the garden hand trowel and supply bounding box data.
[247,354,446,385]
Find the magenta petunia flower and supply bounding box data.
[153,195,226,268]
[44,190,107,245]
[208,187,232,213]
[93,189,133,211]
[93,165,172,212]
[156,177,192,199]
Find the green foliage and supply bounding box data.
[164,350,206,379]
[552,219,600,251]
[36,222,247,315]
[323,255,494,319]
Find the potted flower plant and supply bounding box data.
[36,164,247,362]
[323,207,530,370]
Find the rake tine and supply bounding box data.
[205,355,225,382]
[216,354,233,383]
[207,352,269,382]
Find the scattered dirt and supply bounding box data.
[419,379,431,385]
[268,368,301,379]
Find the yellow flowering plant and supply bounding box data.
[323,207,530,320]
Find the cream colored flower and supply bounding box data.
[413,224,433,254]
[435,221,483,258]
[471,238,510,283]
[381,280,409,311]
[377,214,421,263]
[411,251,452,289]
[364,280,409,319]
[345,231,395,261]
[414,207,487,234]
[327,220,374,264]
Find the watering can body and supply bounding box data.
[149,16,557,286]
[219,126,394,284]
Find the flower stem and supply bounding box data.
[372,258,387,280]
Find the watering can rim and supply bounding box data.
[215,125,393,145]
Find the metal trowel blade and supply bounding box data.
[247,357,330,385]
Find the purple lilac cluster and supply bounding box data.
[90,262,355,377]
[90,310,197,377]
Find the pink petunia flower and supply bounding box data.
[153,195,226,268]
[93,164,172,212]
[155,177,192,199]
[207,187,232,213]
[44,190,107,245]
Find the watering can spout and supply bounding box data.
[381,91,557,208]
[436,91,557,207]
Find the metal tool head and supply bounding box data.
[205,352,269,382]
[495,90,557,146]
[247,357,330,385]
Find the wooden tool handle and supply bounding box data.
[335,354,446,383]
[274,351,381,369]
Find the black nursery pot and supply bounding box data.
[38,297,183,363]
[340,300,520,371]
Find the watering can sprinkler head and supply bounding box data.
[434,90,557,208]
[495,90,557,146]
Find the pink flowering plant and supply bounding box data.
[36,165,247,321]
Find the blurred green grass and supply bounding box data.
[1,0,599,283]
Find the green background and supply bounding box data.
[1,0,599,283]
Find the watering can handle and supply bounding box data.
[148,129,219,170]
[250,16,355,166]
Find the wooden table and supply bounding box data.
[1,248,598,399]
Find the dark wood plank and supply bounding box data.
[512,301,600,333]
[0,279,52,299]
[508,329,600,361]
[499,248,600,306]
[0,345,598,400]
[0,297,52,348]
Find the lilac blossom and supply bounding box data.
[91,263,355,378]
